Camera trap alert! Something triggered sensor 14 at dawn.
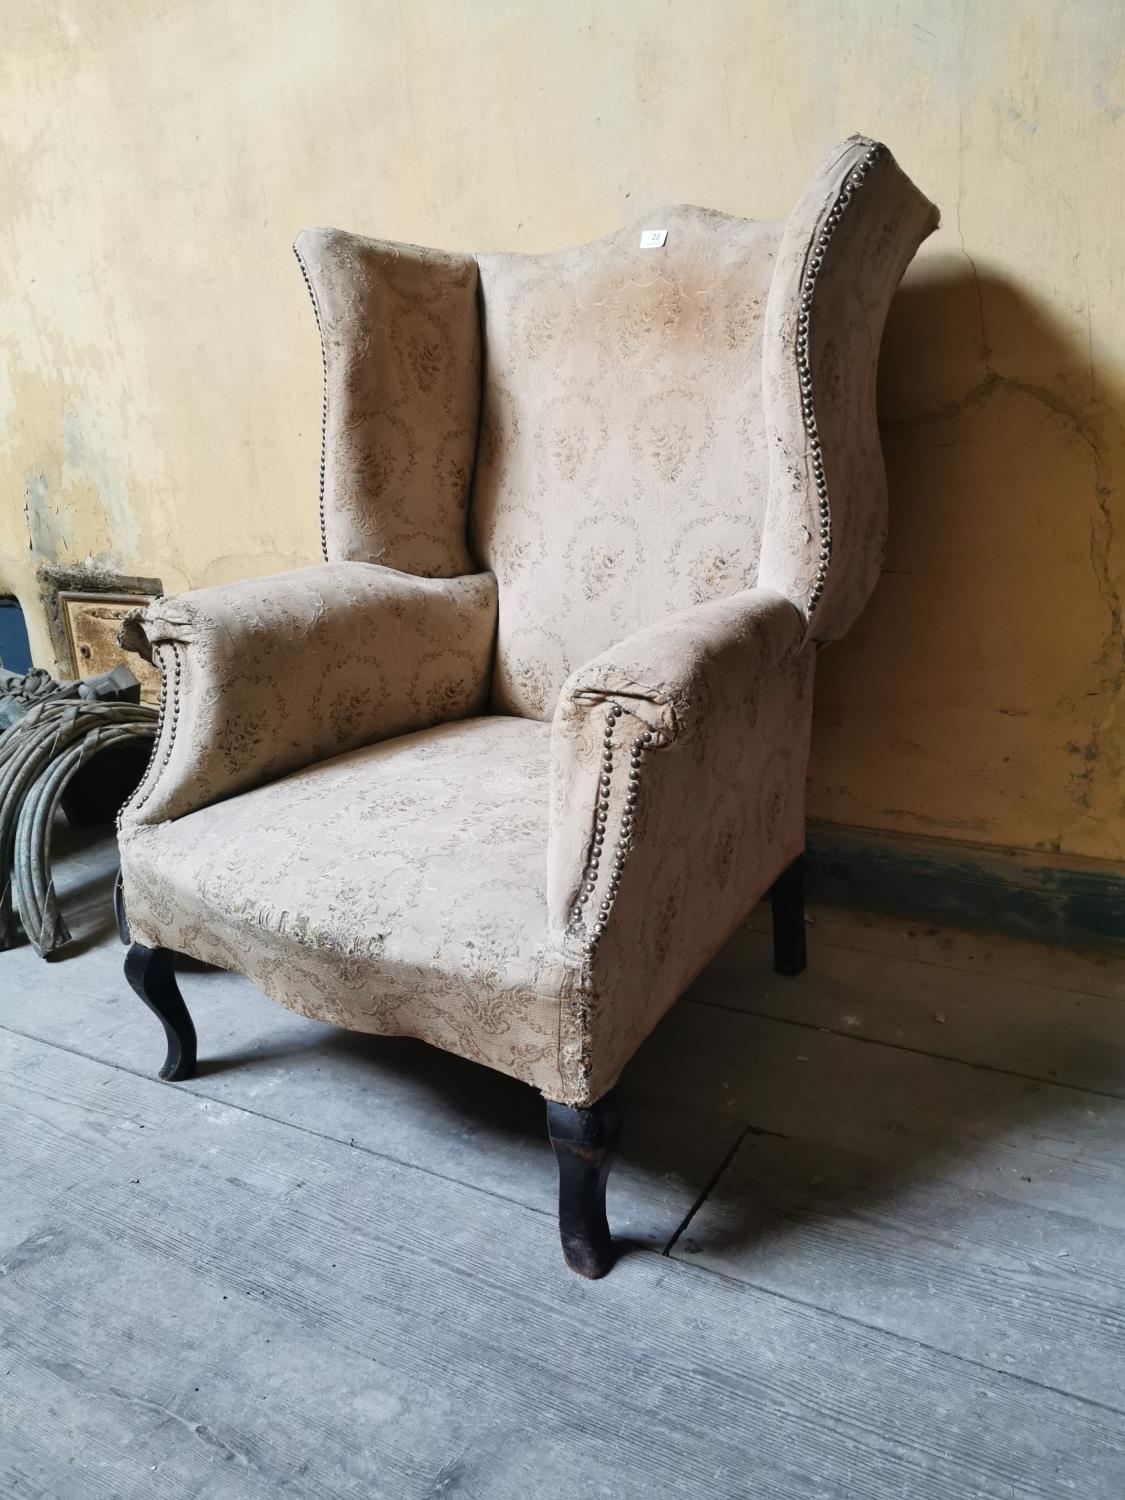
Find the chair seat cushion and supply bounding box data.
[119,717,579,1096]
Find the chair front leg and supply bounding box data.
[545,1086,620,1279]
[124,944,197,1081]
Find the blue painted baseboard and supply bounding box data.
[805,821,1125,953]
[0,597,32,674]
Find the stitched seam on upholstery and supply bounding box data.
[572,686,680,746]
[559,701,656,1098]
[117,640,182,825]
[574,682,674,709]
[293,241,330,564]
[798,138,888,620]
[115,643,167,826]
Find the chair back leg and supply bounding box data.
[770,854,808,976]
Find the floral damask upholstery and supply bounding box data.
[118,138,937,1123]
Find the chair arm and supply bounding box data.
[547,587,811,1098]
[555,586,804,747]
[119,562,497,828]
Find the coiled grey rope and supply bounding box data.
[0,700,157,956]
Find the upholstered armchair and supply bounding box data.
[118,136,937,1277]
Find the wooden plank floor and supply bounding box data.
[1,829,1123,1497]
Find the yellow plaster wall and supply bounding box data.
[2,1,1122,862]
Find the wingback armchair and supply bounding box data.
[118,136,937,1277]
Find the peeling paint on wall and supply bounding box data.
[1,0,1122,863]
[23,473,64,560]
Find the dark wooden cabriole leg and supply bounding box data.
[545,1086,620,1279]
[770,853,807,976]
[124,943,197,1082]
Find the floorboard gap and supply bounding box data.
[662,1126,750,1258]
[684,995,1125,1101]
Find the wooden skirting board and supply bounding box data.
[805,820,1125,952]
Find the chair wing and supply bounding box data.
[758,136,939,643]
[294,228,482,577]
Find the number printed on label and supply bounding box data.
[639,229,668,249]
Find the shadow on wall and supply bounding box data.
[809,260,1124,861]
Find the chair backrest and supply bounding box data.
[296,137,938,720]
[471,207,785,717]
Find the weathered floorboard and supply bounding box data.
[3,1030,1124,1500]
[693,924,1125,1094]
[671,1127,1125,1409]
[653,999,1125,1232]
